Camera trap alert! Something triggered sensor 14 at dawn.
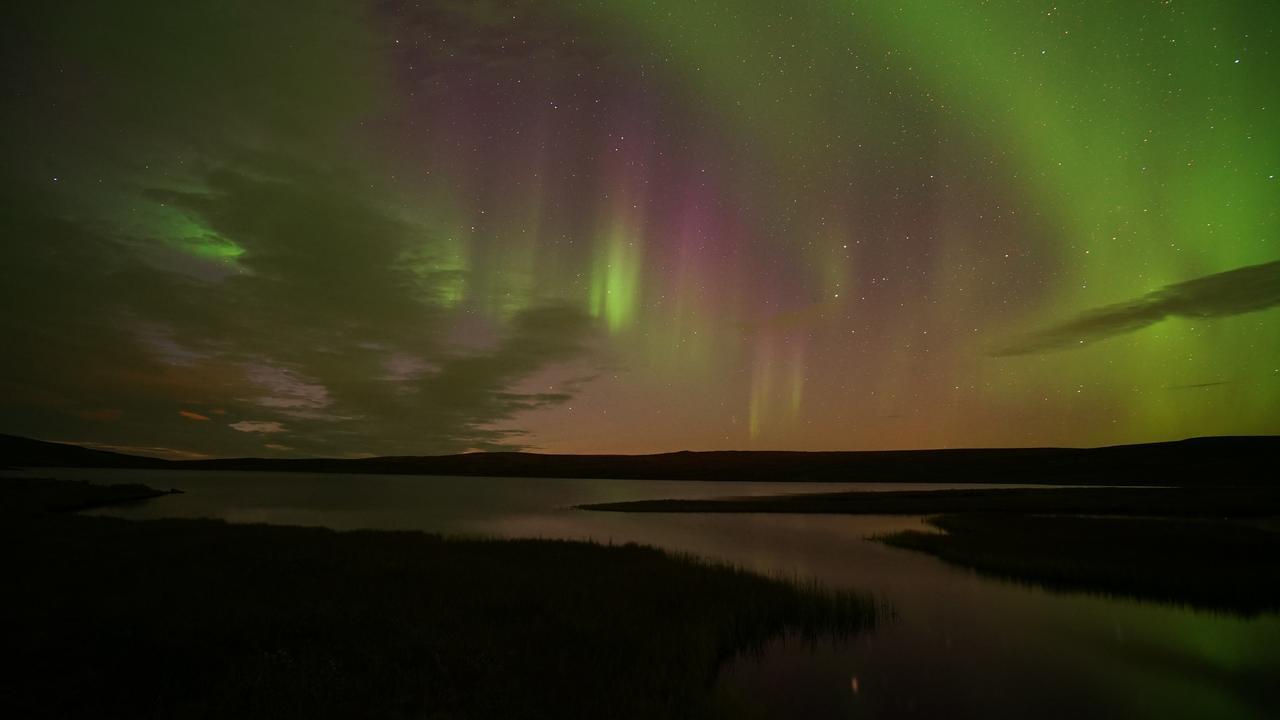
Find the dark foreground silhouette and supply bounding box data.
[1,479,874,719]
[4,476,182,512]
[584,487,1280,615]
[580,486,1280,516]
[4,433,1277,485]
[882,514,1280,615]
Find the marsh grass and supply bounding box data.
[583,483,1280,615]
[1,480,874,719]
[2,476,178,513]
[581,486,1280,516]
[880,513,1280,615]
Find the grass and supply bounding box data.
[579,486,1280,516]
[0,480,875,719]
[881,513,1280,615]
[583,485,1280,615]
[2,476,181,513]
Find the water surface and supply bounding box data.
[8,468,1278,718]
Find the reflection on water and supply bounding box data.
[7,468,1279,718]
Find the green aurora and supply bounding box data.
[1,0,1277,457]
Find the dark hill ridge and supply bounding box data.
[0,434,169,470]
[2,433,1276,485]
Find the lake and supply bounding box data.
[11,468,1280,718]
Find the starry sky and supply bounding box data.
[2,1,1278,458]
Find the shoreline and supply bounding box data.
[580,485,1280,615]
[578,485,1280,516]
[2,478,875,718]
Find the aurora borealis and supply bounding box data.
[2,1,1278,457]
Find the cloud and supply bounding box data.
[383,352,435,383]
[229,420,286,434]
[1164,380,1234,390]
[0,2,600,457]
[72,441,211,461]
[358,303,596,452]
[0,154,599,456]
[244,362,332,411]
[992,260,1280,356]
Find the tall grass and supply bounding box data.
[1,485,875,718]
[1,476,177,512]
[881,513,1280,615]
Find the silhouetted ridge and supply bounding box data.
[0,434,169,469]
[2,433,1276,486]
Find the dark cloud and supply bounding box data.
[0,157,600,456]
[1164,381,1235,391]
[229,421,287,435]
[0,0,601,457]
[357,303,595,453]
[70,442,213,462]
[992,261,1280,356]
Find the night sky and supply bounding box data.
[3,1,1278,458]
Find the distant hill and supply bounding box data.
[2,433,1276,486]
[0,434,169,470]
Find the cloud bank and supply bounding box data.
[993,261,1280,356]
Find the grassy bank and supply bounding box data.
[582,486,1280,614]
[1,481,874,719]
[2,476,180,513]
[580,486,1280,516]
[881,513,1280,615]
